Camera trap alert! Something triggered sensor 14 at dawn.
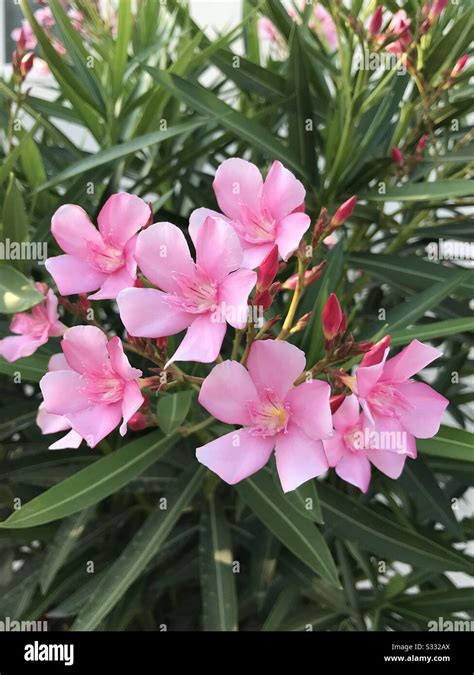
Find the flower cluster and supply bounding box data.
[0,157,448,494]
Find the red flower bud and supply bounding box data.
[17,28,26,53]
[257,245,279,292]
[429,0,448,19]
[450,54,468,79]
[331,196,357,227]
[155,337,168,353]
[369,6,383,35]
[416,134,427,156]
[322,293,344,341]
[391,147,404,167]
[360,335,391,367]
[352,340,374,355]
[330,394,346,414]
[128,411,148,431]
[20,52,34,77]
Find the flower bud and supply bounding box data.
[330,394,346,414]
[331,196,357,227]
[429,0,448,19]
[360,335,391,367]
[128,411,148,431]
[391,147,404,167]
[257,245,279,292]
[369,6,383,35]
[322,293,344,341]
[290,312,312,334]
[450,54,468,79]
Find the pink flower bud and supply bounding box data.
[331,196,357,227]
[360,335,391,367]
[330,394,346,414]
[391,147,404,167]
[257,245,279,292]
[416,134,427,155]
[128,411,148,431]
[369,6,383,35]
[430,0,448,19]
[450,54,468,79]
[322,293,343,341]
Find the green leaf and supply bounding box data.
[0,353,50,382]
[72,465,205,630]
[360,180,474,202]
[283,479,324,524]
[0,266,42,314]
[418,426,474,462]
[317,482,474,573]
[36,119,206,192]
[2,175,30,273]
[200,493,238,631]
[401,457,464,540]
[0,124,40,189]
[112,0,133,98]
[157,390,193,435]
[40,508,93,594]
[20,135,47,190]
[424,8,474,80]
[147,68,307,178]
[390,318,474,346]
[397,588,474,614]
[262,586,299,631]
[236,470,340,587]
[0,430,181,528]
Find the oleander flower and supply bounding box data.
[384,10,412,54]
[323,394,416,493]
[196,340,332,492]
[46,193,151,300]
[0,285,65,362]
[36,354,83,450]
[40,326,144,448]
[117,216,257,365]
[189,158,311,268]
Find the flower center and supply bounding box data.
[248,389,289,437]
[83,375,124,404]
[343,426,366,454]
[233,204,276,244]
[88,242,125,273]
[368,383,415,418]
[167,267,218,314]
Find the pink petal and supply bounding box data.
[188,207,230,248]
[195,217,243,282]
[88,266,136,300]
[107,336,142,381]
[97,193,151,248]
[275,211,311,261]
[40,370,90,416]
[275,422,328,492]
[196,428,274,485]
[284,380,332,440]
[37,404,71,434]
[335,454,371,493]
[135,222,195,293]
[323,434,347,467]
[213,158,263,221]
[198,360,258,425]
[332,394,361,431]
[356,347,390,399]
[218,269,257,329]
[381,340,442,383]
[51,204,103,257]
[49,429,83,450]
[247,340,306,400]
[45,255,106,295]
[62,325,109,375]
[241,241,274,269]
[120,381,144,435]
[393,381,448,439]
[67,402,123,448]
[44,289,60,325]
[366,448,407,480]
[10,312,36,334]
[262,161,306,222]
[117,287,192,338]
[0,333,47,362]
[167,313,227,365]
[48,353,70,371]
[363,413,417,457]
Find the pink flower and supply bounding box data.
[117,217,257,365]
[34,7,55,28]
[196,340,332,492]
[384,10,412,54]
[190,159,311,268]
[322,293,344,341]
[429,0,448,19]
[46,193,151,300]
[391,146,404,167]
[0,286,65,362]
[354,338,448,440]
[40,326,144,448]
[36,354,83,450]
[11,22,37,50]
[331,195,357,227]
[450,54,469,79]
[259,17,279,44]
[323,395,415,493]
[369,6,383,36]
[313,5,338,51]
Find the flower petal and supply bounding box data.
[37,403,71,434]
[262,160,306,222]
[332,394,360,431]
[381,340,442,382]
[195,216,243,282]
[323,434,346,467]
[167,313,227,365]
[40,370,89,416]
[196,428,274,485]
[247,340,306,400]
[120,381,144,435]
[188,207,230,248]
[198,360,258,425]
[213,158,263,221]
[241,241,274,269]
[394,381,448,439]
[356,347,390,399]
[135,222,195,293]
[117,287,193,338]
[284,380,332,440]
[0,333,47,362]
[335,453,371,493]
[275,422,328,492]
[67,402,123,448]
[61,325,109,375]
[49,429,83,450]
[51,204,103,257]
[107,336,142,381]
[218,268,257,329]
[275,212,311,261]
[97,193,151,248]
[48,353,70,371]
[88,266,136,300]
[366,448,408,480]
[45,255,106,296]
